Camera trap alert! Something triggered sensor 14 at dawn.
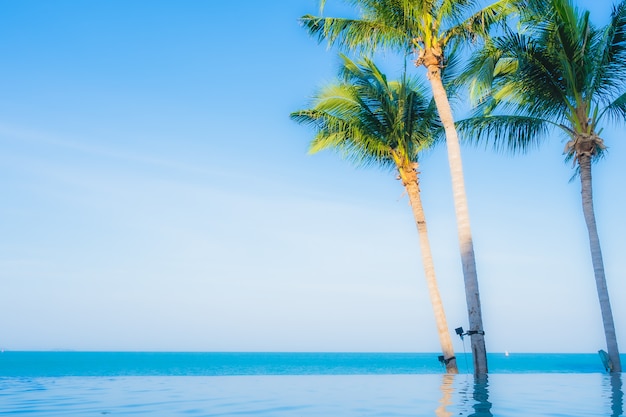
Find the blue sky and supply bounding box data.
[0,0,624,354]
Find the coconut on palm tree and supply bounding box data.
[459,0,626,372]
[299,0,520,375]
[291,54,458,373]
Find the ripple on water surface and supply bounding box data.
[1,373,624,416]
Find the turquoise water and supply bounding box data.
[0,352,611,376]
[1,352,624,416]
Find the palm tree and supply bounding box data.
[291,54,458,373]
[459,0,626,372]
[299,0,519,374]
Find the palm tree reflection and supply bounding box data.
[469,375,492,417]
[609,373,623,417]
[436,374,455,417]
[436,374,492,417]
[437,372,623,416]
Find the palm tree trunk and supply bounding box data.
[424,57,488,375]
[403,168,458,373]
[579,154,622,372]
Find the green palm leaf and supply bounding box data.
[291,55,440,170]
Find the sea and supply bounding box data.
[0,352,623,416]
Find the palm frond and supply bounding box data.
[459,35,506,106]
[299,15,410,53]
[437,0,477,28]
[475,31,570,121]
[443,0,521,45]
[589,1,626,100]
[292,108,394,168]
[456,114,553,154]
[599,91,626,123]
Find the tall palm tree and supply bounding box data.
[299,0,519,374]
[291,55,458,373]
[460,0,626,372]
